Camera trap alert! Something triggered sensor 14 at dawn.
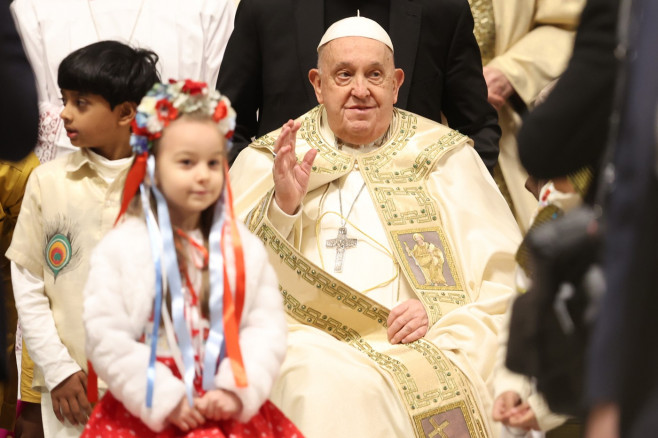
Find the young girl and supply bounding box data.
[81,80,302,437]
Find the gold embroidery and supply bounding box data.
[413,401,485,438]
[256,224,389,325]
[428,419,449,438]
[245,189,272,233]
[301,107,353,174]
[245,107,489,437]
[467,0,496,65]
[252,133,276,150]
[360,114,466,186]
[372,186,438,226]
[353,111,469,325]
[254,221,485,426]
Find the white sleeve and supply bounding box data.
[214,228,288,422]
[11,261,81,391]
[202,0,235,88]
[84,225,185,432]
[10,0,50,103]
[268,197,302,241]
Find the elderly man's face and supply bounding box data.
[309,37,404,145]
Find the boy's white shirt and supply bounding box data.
[11,263,81,390]
[8,149,132,393]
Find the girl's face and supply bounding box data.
[155,117,225,230]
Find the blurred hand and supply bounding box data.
[483,66,514,111]
[493,391,522,424]
[507,403,540,430]
[493,391,539,431]
[387,299,429,344]
[273,119,317,215]
[195,389,243,421]
[524,176,548,200]
[586,402,619,438]
[166,396,206,431]
[14,401,44,438]
[50,371,92,426]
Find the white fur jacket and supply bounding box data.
[83,217,287,432]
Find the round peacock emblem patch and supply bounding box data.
[46,233,72,278]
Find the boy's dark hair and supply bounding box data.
[58,40,160,109]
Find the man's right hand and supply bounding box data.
[273,119,318,215]
[50,371,92,425]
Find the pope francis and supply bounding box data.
[230,16,522,438]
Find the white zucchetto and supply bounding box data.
[317,15,394,53]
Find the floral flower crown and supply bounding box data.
[130,79,236,154]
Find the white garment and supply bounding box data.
[11,264,81,392]
[230,107,523,437]
[8,149,132,438]
[40,393,84,438]
[83,217,287,431]
[10,0,235,158]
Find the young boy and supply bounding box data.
[7,40,159,438]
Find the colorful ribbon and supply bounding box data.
[220,174,247,386]
[147,155,197,406]
[203,191,227,391]
[115,152,147,225]
[139,157,248,406]
[142,180,164,408]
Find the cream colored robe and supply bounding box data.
[480,0,585,231]
[230,106,522,437]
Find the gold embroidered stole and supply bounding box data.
[246,106,490,437]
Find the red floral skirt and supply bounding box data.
[81,358,302,438]
[82,392,302,438]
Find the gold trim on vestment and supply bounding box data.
[249,215,488,438]
[245,107,489,437]
[468,0,496,65]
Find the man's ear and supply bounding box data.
[392,68,405,104]
[309,69,324,104]
[117,102,137,126]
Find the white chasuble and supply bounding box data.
[230,106,522,438]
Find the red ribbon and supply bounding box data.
[221,165,247,387]
[115,152,148,225]
[87,361,98,404]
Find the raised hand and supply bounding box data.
[50,371,92,426]
[166,396,206,431]
[387,299,429,344]
[273,119,318,215]
[195,389,243,421]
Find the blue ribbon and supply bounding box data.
[202,189,228,391]
[142,182,163,409]
[147,156,196,406]
[142,156,231,404]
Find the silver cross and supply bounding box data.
[326,226,357,272]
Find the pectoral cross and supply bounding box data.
[326,226,357,272]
